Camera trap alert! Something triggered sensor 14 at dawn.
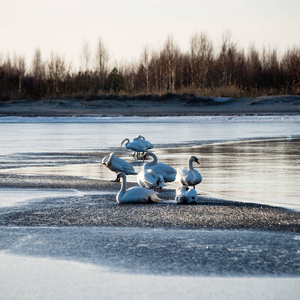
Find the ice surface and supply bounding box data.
[0,252,299,300]
[1,115,300,123]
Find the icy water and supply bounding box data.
[1,115,300,299]
[1,115,300,211]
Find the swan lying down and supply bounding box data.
[175,186,198,204]
[116,172,162,204]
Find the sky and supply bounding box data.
[1,0,299,70]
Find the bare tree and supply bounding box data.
[80,40,91,73]
[31,48,44,79]
[13,54,26,94]
[161,36,179,92]
[47,52,69,95]
[140,46,150,93]
[190,33,213,88]
[95,37,109,90]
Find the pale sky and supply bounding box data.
[1,0,299,70]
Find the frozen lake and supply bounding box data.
[0,115,300,299]
[1,115,300,211]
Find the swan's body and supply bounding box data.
[133,135,153,150]
[137,169,166,190]
[143,152,176,182]
[102,153,137,181]
[116,172,162,203]
[175,186,198,204]
[121,138,147,159]
[175,156,202,188]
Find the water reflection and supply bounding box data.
[2,138,299,211]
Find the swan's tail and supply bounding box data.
[149,194,163,203]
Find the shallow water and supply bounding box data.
[0,115,300,211]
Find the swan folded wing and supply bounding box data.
[175,167,191,185]
[137,170,165,189]
[111,157,137,174]
[149,163,176,182]
[120,187,162,203]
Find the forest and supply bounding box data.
[0,33,299,101]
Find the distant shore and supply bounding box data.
[0,94,299,116]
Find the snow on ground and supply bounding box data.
[0,252,299,300]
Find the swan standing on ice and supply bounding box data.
[137,168,166,190]
[175,156,202,188]
[120,138,147,159]
[133,135,153,150]
[142,152,176,182]
[116,172,162,204]
[102,152,137,181]
[175,186,198,204]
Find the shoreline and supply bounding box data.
[0,95,299,116]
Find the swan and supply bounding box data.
[137,168,166,190]
[102,152,137,181]
[175,185,189,203]
[175,186,198,204]
[133,135,153,150]
[120,138,147,159]
[175,156,202,188]
[142,152,176,182]
[116,172,162,203]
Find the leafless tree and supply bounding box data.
[13,54,26,94]
[95,37,109,90]
[161,35,179,92]
[80,40,91,73]
[47,52,69,95]
[190,33,213,88]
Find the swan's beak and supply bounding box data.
[195,159,200,164]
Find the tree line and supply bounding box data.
[0,33,299,101]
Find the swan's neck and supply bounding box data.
[117,175,127,201]
[144,153,157,169]
[188,158,195,171]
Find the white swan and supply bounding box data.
[175,185,189,203]
[137,168,166,190]
[143,152,176,182]
[102,152,137,181]
[133,135,153,150]
[121,138,147,159]
[175,156,202,188]
[175,186,198,204]
[116,172,162,203]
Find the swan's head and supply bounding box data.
[102,152,114,166]
[135,134,145,140]
[186,188,198,203]
[143,151,155,161]
[191,156,200,164]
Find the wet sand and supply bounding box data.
[0,174,299,232]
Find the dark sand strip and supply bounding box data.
[0,174,299,232]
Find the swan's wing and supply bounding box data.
[120,186,161,203]
[111,157,137,174]
[128,141,147,152]
[151,163,176,182]
[191,169,202,185]
[175,167,191,185]
[137,170,157,189]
